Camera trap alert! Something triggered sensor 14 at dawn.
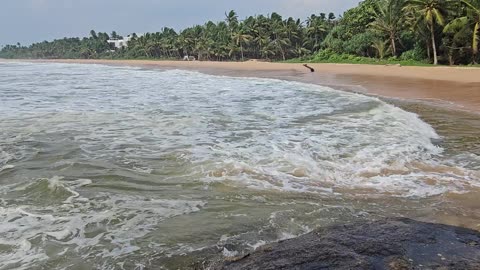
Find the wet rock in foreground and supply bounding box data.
[213,218,480,270]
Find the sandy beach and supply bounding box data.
[4,58,479,113]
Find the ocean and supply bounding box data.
[0,62,479,269]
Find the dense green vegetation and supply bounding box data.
[1,0,479,65]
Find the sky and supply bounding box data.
[0,0,359,46]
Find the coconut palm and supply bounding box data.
[134,34,152,57]
[231,28,252,61]
[405,0,454,64]
[444,0,480,63]
[305,15,328,52]
[372,39,390,59]
[370,0,406,56]
[291,45,311,58]
[225,10,239,32]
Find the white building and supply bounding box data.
[107,35,133,50]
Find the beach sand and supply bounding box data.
[3,59,480,113]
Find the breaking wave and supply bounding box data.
[0,62,478,268]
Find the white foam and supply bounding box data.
[1,62,479,267]
[2,62,477,197]
[248,240,266,250]
[0,177,206,268]
[222,247,239,258]
[0,164,14,172]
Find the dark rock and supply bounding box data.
[212,218,480,270]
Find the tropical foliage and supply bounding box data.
[1,0,479,65]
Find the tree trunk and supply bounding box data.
[240,44,244,61]
[279,45,285,61]
[390,33,396,56]
[427,42,431,60]
[430,25,438,65]
[472,23,479,64]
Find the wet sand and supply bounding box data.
[4,59,479,114]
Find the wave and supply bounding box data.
[1,62,479,268]
[0,176,205,269]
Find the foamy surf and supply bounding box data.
[0,176,206,269]
[0,61,479,269]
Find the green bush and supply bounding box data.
[313,49,336,61]
[299,48,429,66]
[400,45,427,61]
[343,31,378,56]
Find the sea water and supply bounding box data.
[0,62,479,269]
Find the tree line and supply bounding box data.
[1,0,479,65]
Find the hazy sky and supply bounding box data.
[1,0,359,46]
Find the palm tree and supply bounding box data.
[270,37,290,60]
[111,31,119,39]
[291,45,311,58]
[225,10,239,32]
[444,0,480,63]
[269,13,291,60]
[370,0,406,56]
[134,35,151,57]
[232,28,252,61]
[261,46,276,59]
[405,0,454,64]
[305,15,328,52]
[90,30,97,39]
[372,39,390,59]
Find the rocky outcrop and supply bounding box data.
[213,218,480,270]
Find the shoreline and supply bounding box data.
[2,58,480,114]
[1,59,480,268]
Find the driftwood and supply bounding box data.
[303,64,315,72]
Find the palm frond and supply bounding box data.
[474,22,480,53]
[444,16,468,33]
